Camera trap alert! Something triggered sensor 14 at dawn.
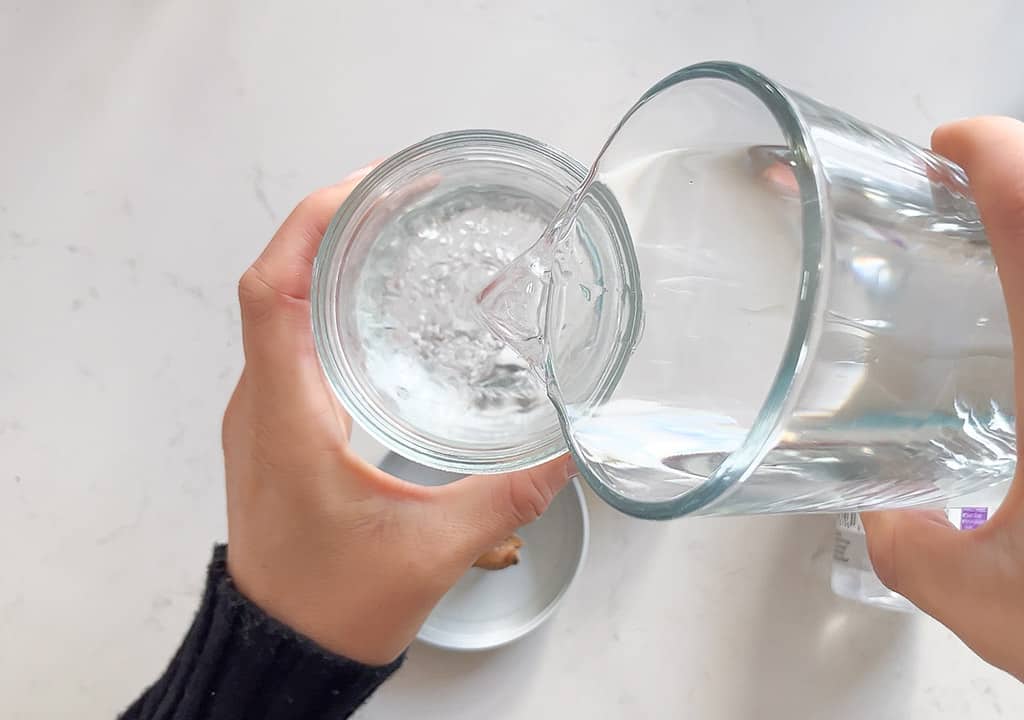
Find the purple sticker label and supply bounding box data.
[959,507,989,530]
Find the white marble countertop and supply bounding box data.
[3,1,1023,717]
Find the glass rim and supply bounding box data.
[311,129,588,474]
[570,60,830,519]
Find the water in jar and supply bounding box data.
[355,187,556,450]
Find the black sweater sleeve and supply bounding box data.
[121,545,404,719]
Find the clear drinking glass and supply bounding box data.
[478,61,1015,519]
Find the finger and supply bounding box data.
[434,454,577,558]
[933,118,1024,311]
[861,509,978,614]
[931,117,1024,514]
[861,509,949,599]
[253,163,378,301]
[238,165,375,382]
[861,508,1016,663]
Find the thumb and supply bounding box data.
[861,507,1024,676]
[238,167,374,386]
[861,509,1001,624]
[435,454,577,554]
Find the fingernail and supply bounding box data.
[341,160,381,183]
[565,455,580,480]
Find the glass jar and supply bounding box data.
[311,130,625,473]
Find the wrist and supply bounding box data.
[226,546,431,666]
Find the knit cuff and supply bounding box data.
[122,545,404,719]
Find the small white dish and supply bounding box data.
[378,453,589,651]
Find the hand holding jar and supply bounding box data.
[222,166,573,666]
